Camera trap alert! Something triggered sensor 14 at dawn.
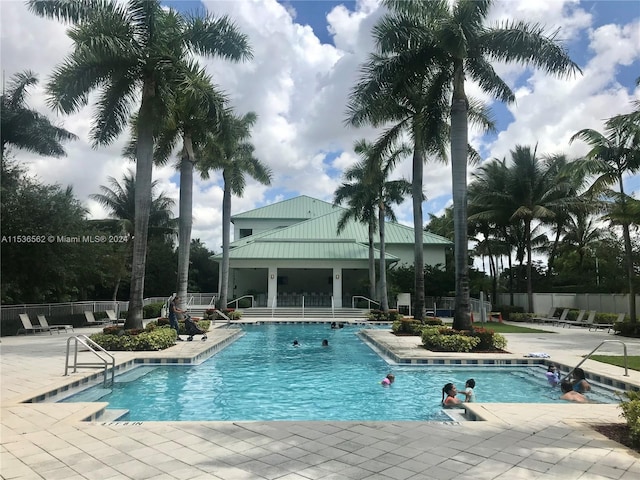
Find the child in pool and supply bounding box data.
[442,383,462,407]
[571,367,591,393]
[381,374,395,387]
[461,378,476,402]
[545,365,560,386]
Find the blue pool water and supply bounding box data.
[62,324,617,421]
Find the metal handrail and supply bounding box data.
[227,295,255,310]
[564,340,629,379]
[64,335,115,386]
[351,295,381,310]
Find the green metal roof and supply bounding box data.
[213,195,451,262]
[230,208,451,247]
[231,195,337,221]
[214,239,399,261]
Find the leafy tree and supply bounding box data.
[187,239,219,293]
[369,0,579,329]
[199,110,272,309]
[0,70,76,161]
[572,117,640,322]
[29,0,251,328]
[0,159,98,303]
[90,170,177,300]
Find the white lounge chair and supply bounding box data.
[557,309,586,328]
[17,313,51,335]
[589,313,620,333]
[37,314,73,333]
[84,311,112,326]
[105,310,125,324]
[536,308,569,326]
[531,307,556,324]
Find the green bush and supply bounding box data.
[146,318,210,335]
[423,318,443,326]
[509,312,533,322]
[143,302,164,319]
[471,327,507,351]
[492,305,524,321]
[368,309,403,322]
[421,329,480,352]
[90,326,176,351]
[619,391,640,448]
[613,319,640,337]
[392,319,423,335]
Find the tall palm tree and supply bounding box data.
[29,0,251,328]
[149,62,226,307]
[90,170,176,300]
[199,110,272,310]
[346,26,492,320]
[571,116,640,323]
[368,0,580,329]
[1,70,76,161]
[335,139,411,311]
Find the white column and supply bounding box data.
[267,267,278,307]
[333,267,342,308]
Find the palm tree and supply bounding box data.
[199,110,272,310]
[1,70,76,161]
[29,0,251,328]
[347,16,493,320]
[148,62,226,307]
[335,139,411,311]
[334,155,378,303]
[571,117,640,323]
[368,0,580,329]
[90,170,176,300]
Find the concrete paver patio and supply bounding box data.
[1,321,640,479]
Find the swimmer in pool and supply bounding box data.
[381,374,395,387]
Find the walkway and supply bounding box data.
[1,321,640,479]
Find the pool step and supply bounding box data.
[98,409,129,422]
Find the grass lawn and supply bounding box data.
[589,355,640,372]
[469,322,552,334]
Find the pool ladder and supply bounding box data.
[564,339,629,380]
[64,335,115,386]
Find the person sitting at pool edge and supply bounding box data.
[381,374,395,387]
[571,367,591,393]
[560,380,588,403]
[545,365,560,387]
[442,383,462,408]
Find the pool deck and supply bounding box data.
[2,321,640,479]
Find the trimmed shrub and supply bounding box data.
[471,327,507,351]
[392,319,423,335]
[509,312,533,322]
[90,326,176,351]
[614,319,640,337]
[143,302,164,319]
[423,318,443,326]
[146,318,210,335]
[422,329,480,352]
[491,305,524,321]
[619,391,640,448]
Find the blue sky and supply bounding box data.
[1,0,638,252]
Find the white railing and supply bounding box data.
[351,296,381,310]
[227,295,254,310]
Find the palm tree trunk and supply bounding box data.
[368,220,376,300]
[525,219,534,313]
[176,135,195,305]
[451,65,471,331]
[219,172,232,310]
[125,79,155,330]
[412,144,425,321]
[378,201,389,312]
[618,175,637,323]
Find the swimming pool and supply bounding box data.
[62,324,618,421]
